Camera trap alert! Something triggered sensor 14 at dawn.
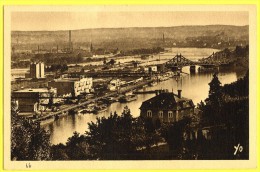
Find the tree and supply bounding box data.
[108,59,116,65]
[65,132,89,160]
[160,118,191,151]
[203,73,223,124]
[51,144,69,160]
[197,72,249,159]
[103,58,107,65]
[208,73,222,101]
[51,132,89,160]
[86,107,162,160]
[11,101,51,160]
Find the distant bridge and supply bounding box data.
[165,53,229,69]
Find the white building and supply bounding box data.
[108,79,121,91]
[29,62,45,79]
[48,76,93,97]
[144,65,158,73]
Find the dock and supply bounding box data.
[33,79,154,123]
[133,90,158,94]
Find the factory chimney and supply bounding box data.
[69,30,72,52]
[163,33,165,43]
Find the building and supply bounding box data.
[12,88,57,113]
[157,63,166,72]
[108,79,121,91]
[143,64,165,73]
[133,61,141,68]
[144,65,158,73]
[48,76,93,97]
[28,62,45,79]
[140,90,195,123]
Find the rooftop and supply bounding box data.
[52,77,92,82]
[13,88,51,93]
[53,78,80,82]
[140,92,194,110]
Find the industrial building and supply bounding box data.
[12,88,57,113]
[27,62,45,79]
[48,76,93,97]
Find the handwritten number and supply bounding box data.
[26,163,31,168]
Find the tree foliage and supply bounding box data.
[197,72,249,159]
[86,107,161,160]
[51,132,89,160]
[11,102,51,160]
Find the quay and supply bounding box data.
[33,79,154,123]
[133,90,158,94]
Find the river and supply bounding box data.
[42,47,247,145]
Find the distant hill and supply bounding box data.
[11,25,249,51]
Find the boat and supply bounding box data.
[159,75,169,81]
[93,105,108,114]
[99,97,114,105]
[119,94,137,103]
[106,96,117,103]
[54,114,59,120]
[149,81,158,87]
[141,55,149,60]
[78,109,89,114]
[78,103,96,114]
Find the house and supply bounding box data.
[12,88,57,113]
[139,90,195,123]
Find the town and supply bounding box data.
[11,30,240,123]
[11,28,249,160]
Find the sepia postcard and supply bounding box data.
[3,5,257,170]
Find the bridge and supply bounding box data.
[165,53,230,71]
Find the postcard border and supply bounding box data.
[1,1,259,171]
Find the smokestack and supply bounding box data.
[69,30,71,51]
[163,33,165,43]
[57,45,58,53]
[178,90,182,98]
[38,45,40,54]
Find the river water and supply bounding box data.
[42,48,247,145]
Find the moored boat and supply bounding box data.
[119,94,137,103]
[93,105,108,114]
[149,81,158,87]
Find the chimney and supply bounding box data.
[69,30,71,51]
[163,33,165,43]
[178,90,182,98]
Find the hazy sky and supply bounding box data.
[11,11,248,31]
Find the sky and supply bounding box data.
[11,11,248,31]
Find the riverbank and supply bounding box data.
[32,79,154,124]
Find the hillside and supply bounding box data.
[12,25,248,51]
